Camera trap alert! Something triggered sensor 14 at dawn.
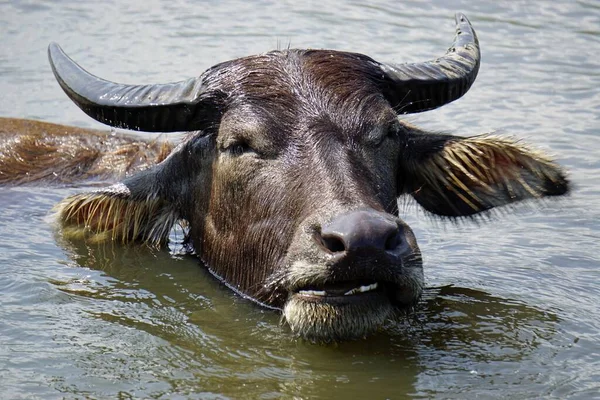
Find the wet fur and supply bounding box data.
[55,185,179,246]
[405,133,568,217]
[0,117,172,184]
[283,296,393,342]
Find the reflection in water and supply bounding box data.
[49,237,560,398]
[416,285,558,357]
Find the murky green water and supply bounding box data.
[1,1,599,398]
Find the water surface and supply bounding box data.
[1,1,599,398]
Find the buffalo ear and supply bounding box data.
[54,137,203,246]
[401,132,569,217]
[55,173,179,246]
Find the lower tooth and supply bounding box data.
[345,283,378,296]
[300,283,380,297]
[299,290,326,296]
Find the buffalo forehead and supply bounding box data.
[213,49,393,142]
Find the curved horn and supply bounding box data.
[379,13,480,114]
[48,43,215,132]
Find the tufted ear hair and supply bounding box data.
[399,129,569,217]
[56,175,177,246]
[55,135,212,246]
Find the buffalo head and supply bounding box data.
[49,14,568,342]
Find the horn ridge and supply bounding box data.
[378,13,481,114]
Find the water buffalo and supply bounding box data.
[0,14,568,342]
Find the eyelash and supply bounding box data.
[224,141,254,156]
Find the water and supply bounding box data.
[1,0,599,398]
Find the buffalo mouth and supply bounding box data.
[293,280,389,303]
[283,279,402,342]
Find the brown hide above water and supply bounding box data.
[0,14,569,342]
[0,118,173,184]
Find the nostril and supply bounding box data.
[314,229,347,254]
[321,234,346,253]
[384,230,402,251]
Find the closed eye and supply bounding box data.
[372,121,402,147]
[386,121,403,140]
[222,140,255,156]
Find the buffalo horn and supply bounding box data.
[378,13,481,114]
[48,43,213,132]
